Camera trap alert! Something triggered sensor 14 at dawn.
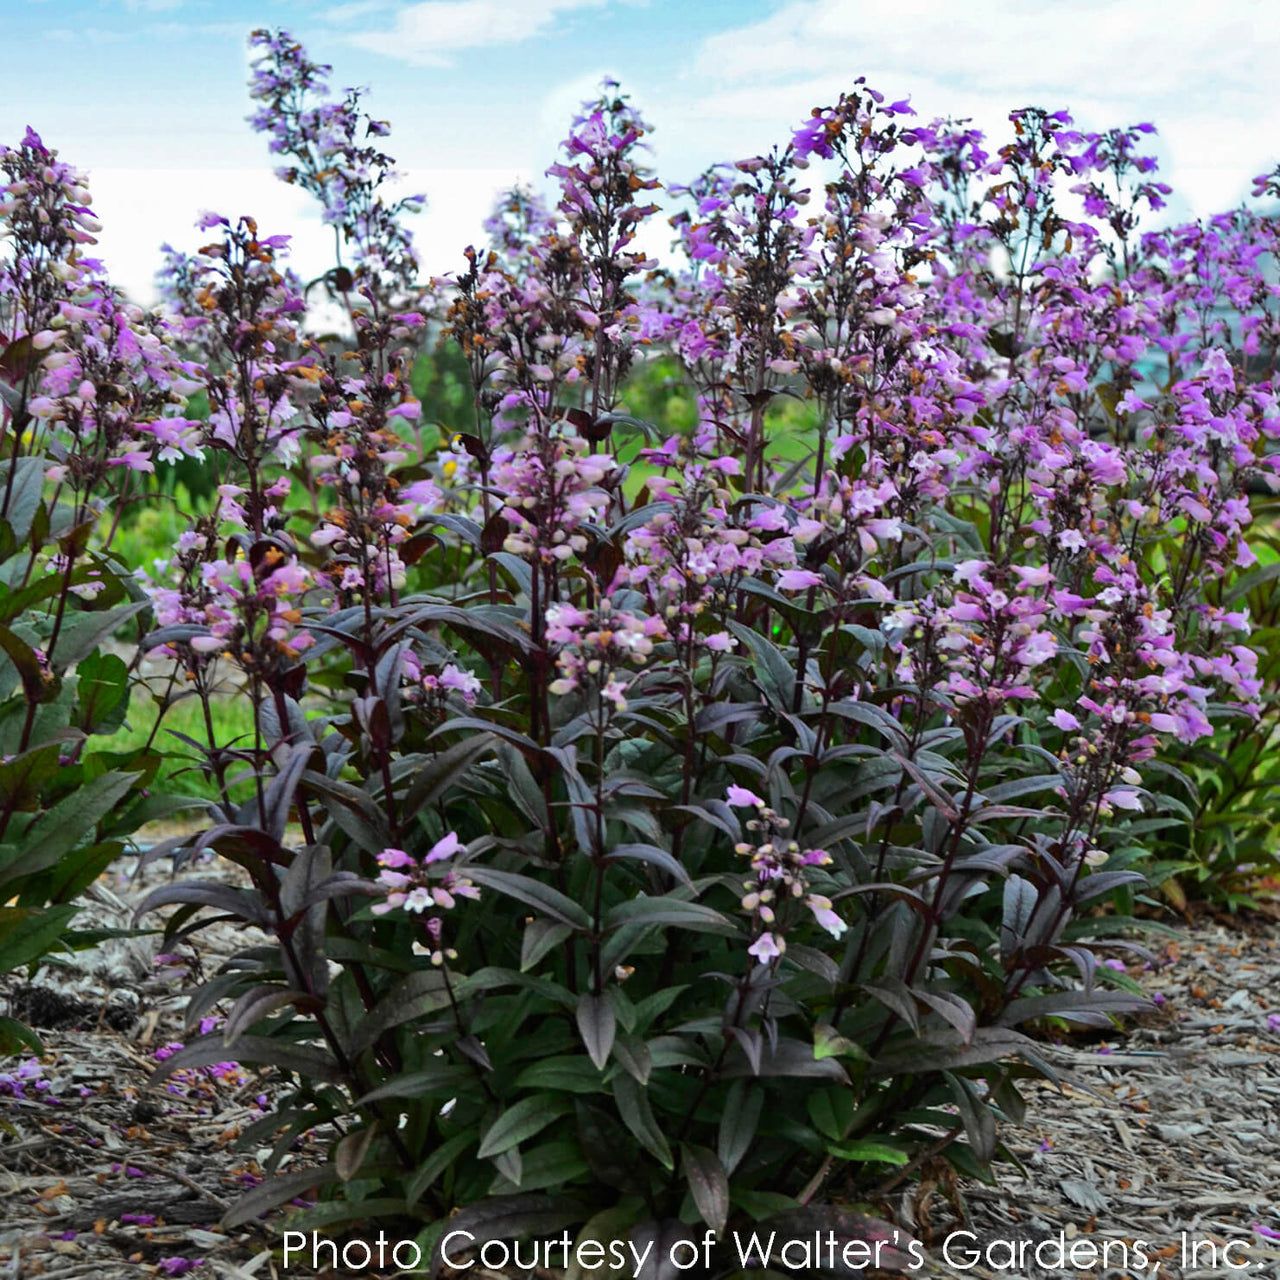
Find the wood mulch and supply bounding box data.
[3,853,1279,1280]
[920,909,1280,1279]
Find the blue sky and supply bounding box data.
[5,0,1280,300]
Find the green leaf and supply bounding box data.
[0,744,58,811]
[564,1206,645,1280]
[522,919,574,972]
[466,866,591,930]
[74,650,129,735]
[0,904,77,971]
[605,896,737,936]
[0,458,46,545]
[355,1063,472,1107]
[406,1129,477,1208]
[401,731,497,816]
[0,625,46,703]
[682,1144,729,1234]
[718,1080,762,1175]
[0,1016,42,1056]
[612,1075,672,1169]
[47,840,122,903]
[515,1056,613,1094]
[426,1194,586,1272]
[826,1139,911,1166]
[0,771,139,889]
[731,1190,801,1222]
[348,969,453,1056]
[577,992,616,1071]
[490,1140,590,1193]
[611,1034,651,1085]
[53,601,149,668]
[814,1024,868,1062]
[807,1088,854,1142]
[478,1096,572,1158]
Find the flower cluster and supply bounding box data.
[0,1057,53,1103]
[494,431,615,562]
[1,131,198,499]
[726,787,845,964]
[247,28,425,303]
[546,600,667,710]
[304,306,437,603]
[371,834,479,964]
[141,535,315,678]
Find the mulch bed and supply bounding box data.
[3,856,1279,1280]
[934,911,1280,1279]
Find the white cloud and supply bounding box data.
[685,0,1280,217]
[693,0,1270,101]
[338,0,608,65]
[122,0,186,12]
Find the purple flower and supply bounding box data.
[157,1259,204,1276]
[747,932,784,964]
[776,569,823,592]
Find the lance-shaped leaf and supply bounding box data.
[722,1037,849,1081]
[150,1034,341,1087]
[478,1095,572,1159]
[576,992,616,1071]
[943,1070,996,1164]
[604,896,736,936]
[612,1075,672,1169]
[133,881,273,929]
[348,969,453,1057]
[466,866,591,930]
[221,1166,340,1229]
[681,1144,729,1234]
[718,1080,763,1174]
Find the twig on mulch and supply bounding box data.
[35,1127,230,1215]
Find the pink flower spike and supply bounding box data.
[726,785,765,808]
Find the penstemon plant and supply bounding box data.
[5,26,1280,1276]
[0,130,203,1054]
